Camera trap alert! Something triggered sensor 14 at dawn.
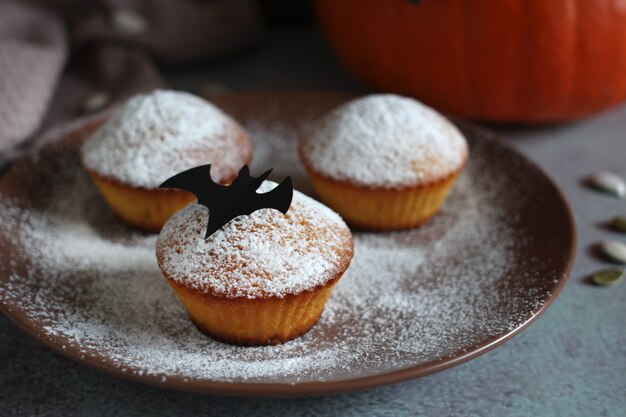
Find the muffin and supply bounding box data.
[156,182,354,346]
[81,90,253,231]
[299,94,468,231]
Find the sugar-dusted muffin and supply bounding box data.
[299,94,468,231]
[156,182,354,346]
[81,90,253,231]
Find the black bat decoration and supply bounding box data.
[160,164,293,239]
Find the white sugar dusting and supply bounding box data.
[0,117,552,385]
[82,90,251,188]
[301,94,468,187]
[157,182,352,298]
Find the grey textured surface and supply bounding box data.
[1,27,625,417]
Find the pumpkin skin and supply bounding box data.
[315,0,626,123]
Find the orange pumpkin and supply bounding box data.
[315,0,626,122]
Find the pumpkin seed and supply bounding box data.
[599,240,626,264]
[609,216,626,233]
[82,92,110,114]
[588,171,626,198]
[592,268,624,286]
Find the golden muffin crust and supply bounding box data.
[300,94,468,189]
[81,89,253,189]
[156,181,354,299]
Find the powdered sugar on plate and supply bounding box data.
[157,182,353,298]
[301,94,469,187]
[0,110,565,386]
[81,90,252,188]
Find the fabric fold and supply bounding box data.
[0,0,264,170]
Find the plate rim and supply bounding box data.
[0,93,577,397]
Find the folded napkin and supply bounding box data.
[0,0,264,170]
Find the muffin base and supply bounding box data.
[167,277,341,346]
[305,170,462,231]
[87,171,196,232]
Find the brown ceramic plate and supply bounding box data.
[0,91,575,396]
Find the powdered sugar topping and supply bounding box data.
[0,103,564,386]
[301,94,468,187]
[82,90,251,188]
[157,181,353,298]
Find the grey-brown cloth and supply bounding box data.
[0,0,264,170]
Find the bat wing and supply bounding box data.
[159,164,223,200]
[203,176,293,238]
[161,164,294,238]
[241,177,293,216]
